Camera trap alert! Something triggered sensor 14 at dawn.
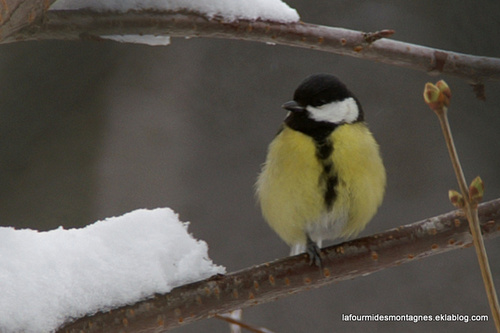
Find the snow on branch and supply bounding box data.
[0,208,225,333]
[3,9,500,85]
[59,199,500,333]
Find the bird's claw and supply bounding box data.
[306,237,323,269]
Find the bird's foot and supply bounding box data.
[306,237,323,269]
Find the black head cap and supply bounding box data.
[293,74,357,107]
[282,74,364,141]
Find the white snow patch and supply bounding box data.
[101,34,171,46]
[0,208,225,333]
[50,0,300,23]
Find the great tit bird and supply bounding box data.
[256,74,386,266]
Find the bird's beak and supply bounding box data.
[281,100,305,112]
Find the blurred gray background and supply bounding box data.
[1,1,499,332]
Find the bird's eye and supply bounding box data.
[314,99,328,107]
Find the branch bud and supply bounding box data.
[423,80,451,113]
[469,176,484,205]
[448,190,465,209]
[423,82,440,103]
[436,80,451,107]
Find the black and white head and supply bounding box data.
[282,74,363,139]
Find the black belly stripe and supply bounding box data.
[316,141,333,160]
[314,137,338,210]
[283,118,339,210]
[324,174,338,210]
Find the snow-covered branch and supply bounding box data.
[0,209,225,333]
[3,9,499,85]
[59,199,500,333]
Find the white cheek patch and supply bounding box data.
[306,97,359,124]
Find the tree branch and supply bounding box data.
[58,198,500,333]
[3,9,500,84]
[0,0,55,41]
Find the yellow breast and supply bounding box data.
[330,122,386,237]
[256,122,386,246]
[256,126,325,245]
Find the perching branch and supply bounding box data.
[4,9,500,87]
[58,199,500,333]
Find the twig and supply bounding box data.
[363,29,395,44]
[424,81,500,332]
[227,309,243,333]
[58,199,500,333]
[215,313,275,333]
[4,9,500,84]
